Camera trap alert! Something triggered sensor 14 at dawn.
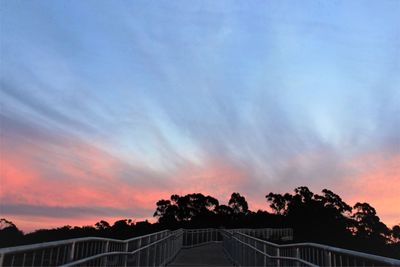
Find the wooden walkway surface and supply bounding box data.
[167,243,233,266]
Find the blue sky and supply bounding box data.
[1,1,399,231]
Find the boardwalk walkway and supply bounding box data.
[168,243,233,266]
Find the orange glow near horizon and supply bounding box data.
[1,139,399,232]
[342,153,400,227]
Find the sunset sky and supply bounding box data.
[1,1,399,232]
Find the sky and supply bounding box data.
[1,0,399,232]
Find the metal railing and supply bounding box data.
[2,228,399,267]
[0,230,182,267]
[62,229,183,267]
[182,228,222,247]
[229,228,293,242]
[221,230,400,267]
[180,228,292,248]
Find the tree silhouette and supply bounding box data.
[266,192,290,215]
[0,218,23,247]
[1,187,399,260]
[216,204,233,216]
[154,193,219,227]
[95,220,110,230]
[266,187,354,244]
[352,202,390,241]
[392,225,400,242]
[229,192,249,215]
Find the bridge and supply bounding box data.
[1,228,399,267]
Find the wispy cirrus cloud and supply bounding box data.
[1,1,399,231]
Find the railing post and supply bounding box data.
[277,247,280,267]
[137,238,142,267]
[263,244,267,266]
[22,253,26,266]
[146,236,151,266]
[124,242,129,267]
[102,241,109,266]
[69,242,76,262]
[325,250,332,267]
[254,239,257,266]
[296,247,300,267]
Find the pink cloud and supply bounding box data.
[3,129,398,233]
[1,134,256,231]
[1,137,167,230]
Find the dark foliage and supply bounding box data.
[1,187,399,259]
[0,219,24,247]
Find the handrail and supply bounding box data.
[229,232,318,267]
[0,229,172,266]
[235,231,400,266]
[61,230,183,267]
[0,230,169,254]
[2,228,399,267]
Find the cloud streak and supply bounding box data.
[1,1,399,231]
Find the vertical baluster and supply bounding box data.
[123,242,128,267]
[10,254,15,267]
[81,244,86,263]
[49,247,54,266]
[311,247,314,264]
[332,253,336,266]
[158,240,163,267]
[69,242,75,262]
[263,243,267,267]
[40,249,47,266]
[62,246,67,264]
[31,252,36,267]
[277,247,280,267]
[102,241,109,266]
[168,233,172,262]
[239,238,245,266]
[146,236,151,266]
[92,241,96,256]
[21,253,26,266]
[254,240,258,266]
[244,238,247,266]
[164,236,170,264]
[55,246,60,265]
[137,238,142,267]
[160,235,164,264]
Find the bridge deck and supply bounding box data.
[167,243,233,266]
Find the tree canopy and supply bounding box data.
[1,187,399,259]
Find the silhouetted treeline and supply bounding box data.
[0,218,164,248]
[1,187,399,259]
